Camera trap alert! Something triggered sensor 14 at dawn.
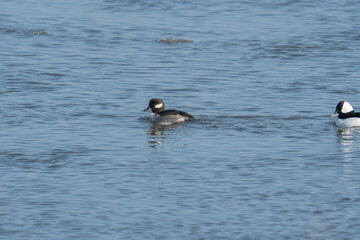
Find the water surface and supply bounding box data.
[1,0,360,239]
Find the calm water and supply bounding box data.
[1,0,360,239]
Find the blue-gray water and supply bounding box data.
[1,0,360,239]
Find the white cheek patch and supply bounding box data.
[154,103,163,109]
[342,102,354,113]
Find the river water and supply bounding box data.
[1,0,360,239]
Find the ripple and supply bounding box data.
[41,72,66,77]
[3,29,48,36]
[156,38,193,44]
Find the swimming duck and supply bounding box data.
[144,98,194,125]
[331,101,360,128]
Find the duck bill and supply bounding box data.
[144,106,151,111]
[330,112,338,117]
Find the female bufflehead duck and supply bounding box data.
[331,101,360,128]
[144,98,194,125]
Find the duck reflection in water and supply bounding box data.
[336,128,360,154]
[146,122,182,149]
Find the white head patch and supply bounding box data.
[342,101,354,113]
[154,103,163,109]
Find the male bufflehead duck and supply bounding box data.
[144,98,194,125]
[331,101,360,128]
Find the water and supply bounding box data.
[1,0,360,239]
